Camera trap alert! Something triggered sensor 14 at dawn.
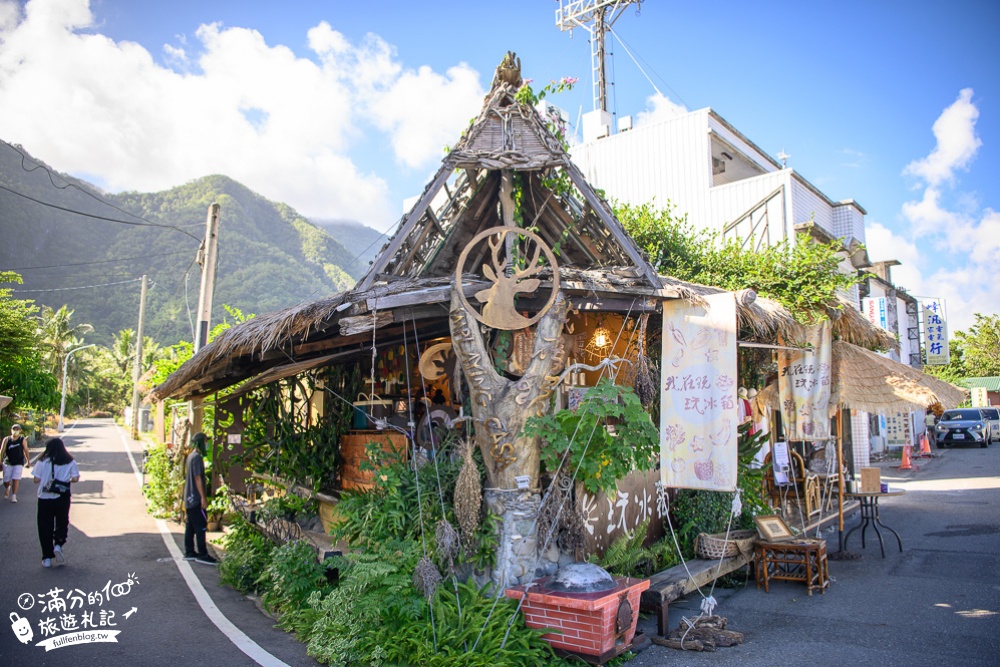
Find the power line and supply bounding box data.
[0,139,198,235]
[7,250,192,271]
[11,277,144,293]
[0,183,201,241]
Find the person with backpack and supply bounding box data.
[2,423,32,503]
[32,437,80,568]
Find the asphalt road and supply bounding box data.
[631,440,1000,666]
[2,420,997,666]
[0,419,316,666]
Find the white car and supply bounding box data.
[936,409,990,448]
[979,407,1000,444]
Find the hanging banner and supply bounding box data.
[922,299,949,365]
[777,322,832,441]
[660,293,738,491]
[884,411,912,446]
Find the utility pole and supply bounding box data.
[556,0,641,113]
[130,274,148,440]
[189,203,221,435]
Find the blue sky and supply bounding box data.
[1,0,997,331]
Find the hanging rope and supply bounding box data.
[409,318,466,641]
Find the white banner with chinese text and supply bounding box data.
[922,299,949,365]
[777,322,832,441]
[660,293,738,491]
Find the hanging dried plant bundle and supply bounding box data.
[538,471,586,553]
[435,519,461,564]
[453,438,483,558]
[413,555,442,600]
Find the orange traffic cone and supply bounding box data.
[899,444,914,471]
[918,433,932,458]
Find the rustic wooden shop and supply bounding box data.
[149,54,945,657]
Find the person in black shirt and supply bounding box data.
[1,424,31,503]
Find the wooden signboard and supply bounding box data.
[860,467,881,494]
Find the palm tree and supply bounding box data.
[37,305,94,391]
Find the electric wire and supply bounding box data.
[0,183,201,241]
[609,26,689,109]
[7,250,191,271]
[11,277,143,293]
[1,139,201,241]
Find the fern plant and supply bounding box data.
[594,519,680,578]
[218,515,276,594]
[259,539,332,614]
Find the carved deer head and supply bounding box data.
[474,230,544,330]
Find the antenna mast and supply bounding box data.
[556,0,642,113]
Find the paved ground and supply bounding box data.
[2,420,997,666]
[0,419,316,666]
[631,441,1000,666]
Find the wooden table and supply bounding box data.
[845,490,905,558]
[755,539,830,596]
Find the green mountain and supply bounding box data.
[0,142,373,346]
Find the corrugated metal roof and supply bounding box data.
[963,377,1000,391]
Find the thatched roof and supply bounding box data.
[757,340,967,417]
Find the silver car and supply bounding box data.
[936,408,990,448]
[979,407,1000,444]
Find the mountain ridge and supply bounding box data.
[0,142,382,345]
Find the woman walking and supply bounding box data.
[32,437,80,568]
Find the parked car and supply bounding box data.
[979,407,1000,444]
[935,408,990,448]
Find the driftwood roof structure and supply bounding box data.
[149,53,899,403]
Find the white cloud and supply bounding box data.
[865,220,997,333]
[903,88,981,187]
[635,92,688,126]
[0,0,485,230]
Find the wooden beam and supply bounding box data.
[357,165,452,290]
[564,162,660,287]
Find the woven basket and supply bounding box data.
[695,530,758,560]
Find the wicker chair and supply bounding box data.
[763,451,821,519]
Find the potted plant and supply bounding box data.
[207,484,230,531]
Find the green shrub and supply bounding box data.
[142,442,184,521]
[279,540,425,665]
[218,516,276,594]
[260,539,331,614]
[386,579,567,667]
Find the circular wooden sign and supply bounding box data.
[454,226,559,330]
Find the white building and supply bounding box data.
[570,107,868,258]
[570,106,921,469]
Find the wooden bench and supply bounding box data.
[640,552,754,636]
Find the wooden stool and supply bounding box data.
[755,539,830,596]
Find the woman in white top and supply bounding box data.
[32,437,80,568]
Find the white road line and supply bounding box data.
[114,424,289,667]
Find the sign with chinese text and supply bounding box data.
[922,299,949,365]
[972,387,988,408]
[884,411,912,446]
[862,297,888,331]
[777,322,832,441]
[660,293,738,491]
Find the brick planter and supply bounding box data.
[506,575,650,664]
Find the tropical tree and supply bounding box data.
[954,314,1000,377]
[0,272,59,414]
[37,305,94,391]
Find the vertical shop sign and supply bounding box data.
[777,322,832,441]
[862,297,888,331]
[659,293,738,492]
[922,299,949,365]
